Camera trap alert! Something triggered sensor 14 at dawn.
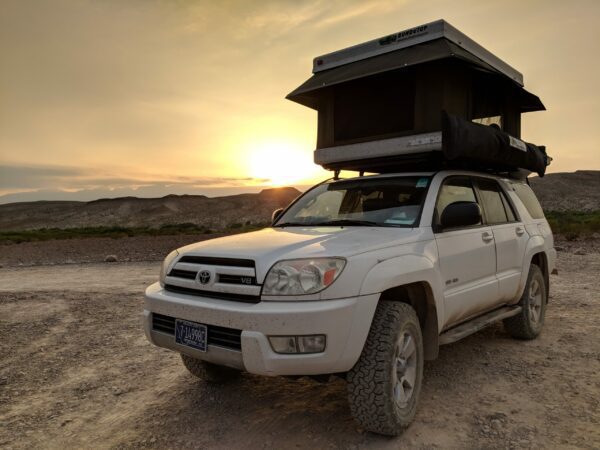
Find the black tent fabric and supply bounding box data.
[287,38,544,113]
[442,112,549,177]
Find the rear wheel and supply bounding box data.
[347,302,424,436]
[504,264,547,339]
[180,354,240,383]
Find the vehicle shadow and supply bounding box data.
[128,324,516,449]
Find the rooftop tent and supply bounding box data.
[287,20,545,151]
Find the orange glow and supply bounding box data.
[244,139,324,186]
[2,1,598,203]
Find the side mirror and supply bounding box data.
[440,201,481,229]
[271,208,284,224]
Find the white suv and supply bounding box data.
[144,170,556,435]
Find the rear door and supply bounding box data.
[475,178,528,302]
[434,176,499,328]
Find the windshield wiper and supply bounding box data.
[275,219,379,227]
[273,222,308,227]
[312,219,379,227]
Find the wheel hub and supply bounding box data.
[528,278,543,324]
[393,331,417,407]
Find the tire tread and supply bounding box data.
[503,264,546,340]
[347,302,423,436]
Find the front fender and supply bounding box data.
[359,253,445,332]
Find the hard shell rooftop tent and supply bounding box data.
[286,20,549,176]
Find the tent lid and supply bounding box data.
[287,36,545,112]
[311,19,523,85]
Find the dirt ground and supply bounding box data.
[0,234,226,267]
[0,239,599,449]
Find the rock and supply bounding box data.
[490,419,503,431]
[554,246,564,252]
[574,249,586,255]
[104,255,118,262]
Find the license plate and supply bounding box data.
[175,319,208,352]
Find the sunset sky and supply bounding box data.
[1,0,599,203]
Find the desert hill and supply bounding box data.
[0,171,597,232]
[528,170,599,212]
[0,187,301,231]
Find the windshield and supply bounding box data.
[275,176,430,228]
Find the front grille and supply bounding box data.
[168,268,196,280]
[165,255,261,303]
[164,284,260,303]
[152,313,242,351]
[218,274,257,285]
[178,256,255,268]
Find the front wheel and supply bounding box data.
[347,302,424,436]
[503,264,547,339]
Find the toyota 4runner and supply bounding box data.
[143,170,556,435]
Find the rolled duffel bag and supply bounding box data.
[442,111,550,177]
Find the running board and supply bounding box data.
[439,306,522,345]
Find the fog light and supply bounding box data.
[297,335,326,353]
[268,335,326,354]
[269,336,297,354]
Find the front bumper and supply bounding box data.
[144,282,379,376]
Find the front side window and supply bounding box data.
[275,176,430,228]
[435,176,481,227]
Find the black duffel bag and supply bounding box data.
[442,111,550,177]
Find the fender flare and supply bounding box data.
[517,236,547,299]
[359,254,445,359]
[359,254,444,322]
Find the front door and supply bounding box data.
[434,176,498,328]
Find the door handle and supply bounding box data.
[516,226,525,236]
[482,231,494,243]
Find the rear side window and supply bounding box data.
[512,183,545,219]
[477,179,508,224]
[500,192,517,222]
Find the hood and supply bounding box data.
[177,226,427,280]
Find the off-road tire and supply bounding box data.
[347,302,424,436]
[180,354,240,384]
[503,264,547,340]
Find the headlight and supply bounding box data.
[262,258,346,296]
[159,250,179,287]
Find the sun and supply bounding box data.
[245,140,323,186]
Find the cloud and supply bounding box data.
[0,164,269,193]
[0,0,598,206]
[0,182,314,205]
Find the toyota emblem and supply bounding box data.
[198,270,211,285]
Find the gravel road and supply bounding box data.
[0,243,599,449]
